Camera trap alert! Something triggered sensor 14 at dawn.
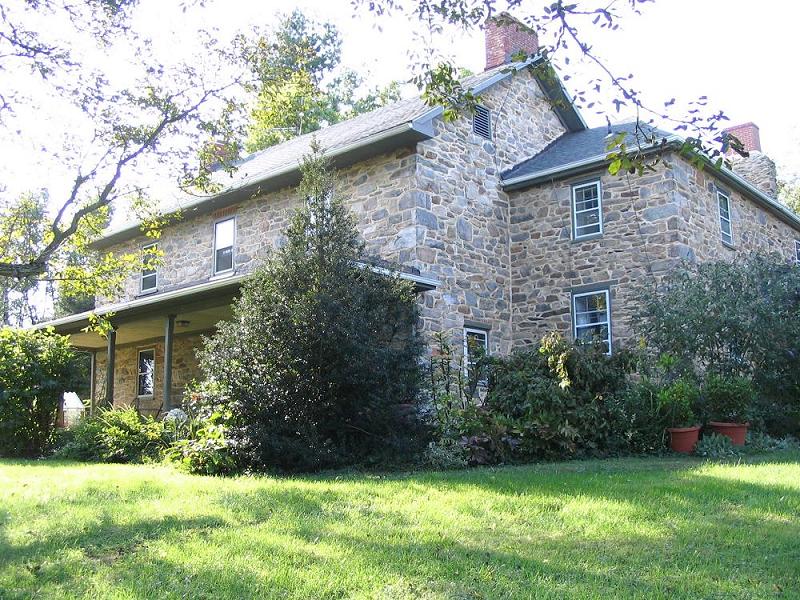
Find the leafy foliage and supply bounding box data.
[657,379,699,429]
[702,375,755,424]
[694,433,740,459]
[54,406,165,463]
[196,146,424,472]
[0,328,78,457]
[243,10,402,153]
[635,255,800,435]
[164,381,238,475]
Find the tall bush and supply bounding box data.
[485,333,635,460]
[0,328,78,457]
[197,145,424,472]
[635,254,800,434]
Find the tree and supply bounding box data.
[0,0,254,309]
[196,144,424,471]
[634,255,800,435]
[0,327,79,457]
[778,180,800,215]
[243,10,402,153]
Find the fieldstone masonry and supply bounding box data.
[95,68,800,409]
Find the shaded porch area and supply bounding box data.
[38,276,244,416]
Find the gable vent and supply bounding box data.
[472,105,492,139]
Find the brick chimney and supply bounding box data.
[485,13,538,71]
[723,122,762,154]
[723,123,778,197]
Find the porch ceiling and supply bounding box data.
[68,304,234,350]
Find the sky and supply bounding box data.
[3,0,800,212]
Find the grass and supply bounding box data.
[1,454,799,599]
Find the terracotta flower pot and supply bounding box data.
[708,421,749,446]
[667,426,701,454]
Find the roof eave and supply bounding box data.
[91,121,434,250]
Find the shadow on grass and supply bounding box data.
[1,455,798,598]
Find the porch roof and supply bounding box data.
[34,267,439,350]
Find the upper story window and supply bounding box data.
[463,327,489,379]
[472,105,492,140]
[573,289,612,354]
[137,348,155,397]
[141,242,158,292]
[572,181,603,239]
[717,189,734,246]
[795,240,800,265]
[213,217,235,274]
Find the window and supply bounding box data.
[137,349,155,397]
[717,190,733,245]
[573,290,612,354]
[572,181,603,239]
[140,243,158,292]
[472,105,491,139]
[463,327,489,378]
[795,240,800,265]
[213,217,235,274]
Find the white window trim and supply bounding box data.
[572,289,612,355]
[717,189,734,246]
[795,240,800,265]
[571,181,603,240]
[136,348,155,398]
[140,242,158,293]
[463,327,489,377]
[212,216,236,276]
[472,104,492,140]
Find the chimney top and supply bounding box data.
[484,13,539,71]
[723,122,762,154]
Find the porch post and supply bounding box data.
[89,350,97,416]
[104,328,116,407]
[163,314,176,412]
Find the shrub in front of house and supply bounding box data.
[54,406,166,463]
[426,332,637,465]
[0,328,79,457]
[634,254,800,436]
[194,147,426,473]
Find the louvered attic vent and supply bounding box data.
[472,105,492,139]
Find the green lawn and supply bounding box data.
[1,454,799,599]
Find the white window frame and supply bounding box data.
[572,289,612,354]
[795,240,800,265]
[463,327,489,378]
[472,104,492,140]
[717,189,734,246]
[571,181,603,240]
[213,216,236,275]
[140,242,158,293]
[136,348,155,397]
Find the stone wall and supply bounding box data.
[672,154,798,262]
[104,148,418,305]
[412,69,565,355]
[93,333,204,416]
[507,152,800,349]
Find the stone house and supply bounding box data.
[38,16,800,415]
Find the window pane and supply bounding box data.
[574,292,610,353]
[215,218,235,250]
[137,350,155,396]
[141,273,157,291]
[216,247,233,273]
[573,183,602,238]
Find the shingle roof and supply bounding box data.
[502,122,674,182]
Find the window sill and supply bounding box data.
[137,394,154,400]
[721,240,736,250]
[138,287,159,297]
[572,232,604,243]
[210,270,235,281]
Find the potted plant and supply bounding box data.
[703,374,754,446]
[659,379,701,453]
